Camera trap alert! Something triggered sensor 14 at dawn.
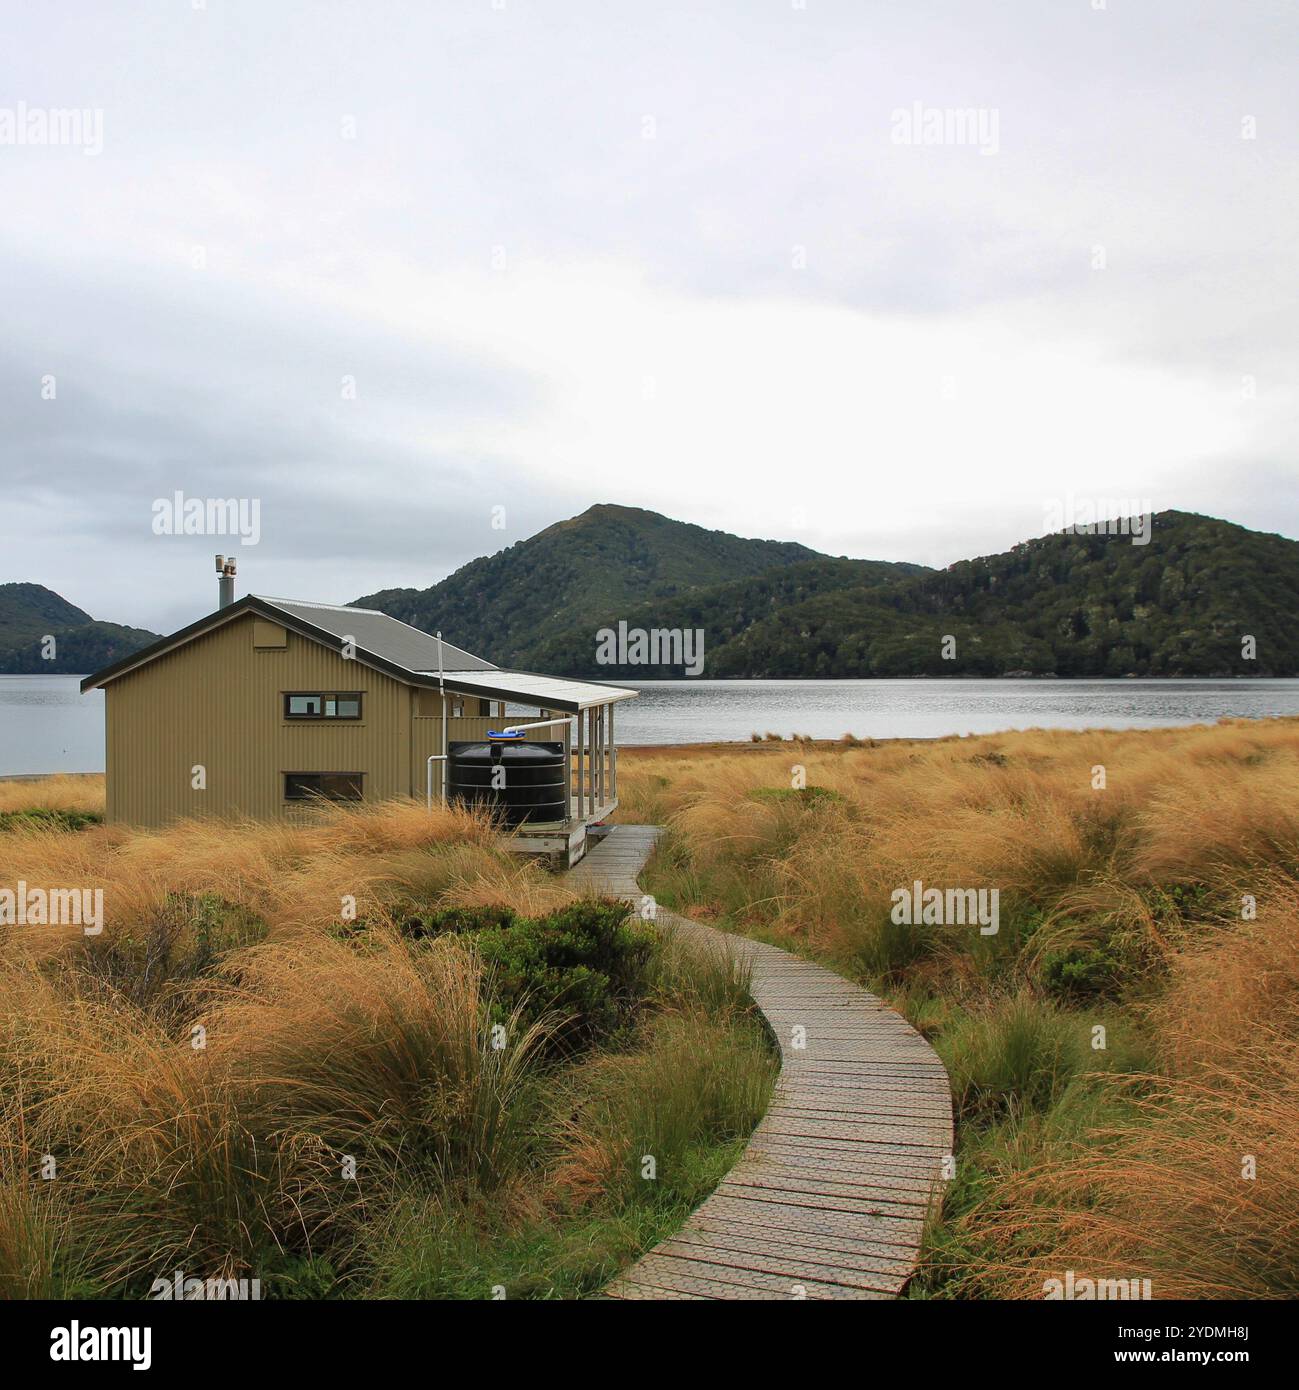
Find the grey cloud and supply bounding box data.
[2,0,1297,628]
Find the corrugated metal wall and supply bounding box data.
[104,613,412,825]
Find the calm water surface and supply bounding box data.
[616,678,1299,744]
[0,676,105,776]
[4,674,1299,775]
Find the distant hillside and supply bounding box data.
[15,506,1296,680]
[359,507,1299,679]
[0,583,159,674]
[354,503,824,666]
[527,555,931,675]
[0,583,93,644]
[703,511,1299,678]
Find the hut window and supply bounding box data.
[284,692,363,720]
[284,772,364,801]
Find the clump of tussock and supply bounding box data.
[938,1049,1299,1300]
[551,1005,776,1211]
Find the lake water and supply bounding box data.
[618,678,1299,744]
[4,674,1299,775]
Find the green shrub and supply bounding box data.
[402,899,655,1048]
[1042,943,1124,1001]
[398,903,516,937]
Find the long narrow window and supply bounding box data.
[284,692,363,720]
[284,772,364,801]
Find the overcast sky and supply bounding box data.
[3,0,1297,633]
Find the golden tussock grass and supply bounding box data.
[0,773,104,816]
[0,785,776,1298]
[0,792,589,1292]
[620,717,1299,1298]
[0,931,553,1289]
[0,794,573,963]
[620,718,1299,947]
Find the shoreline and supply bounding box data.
[5,672,1298,683]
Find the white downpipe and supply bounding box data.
[426,752,445,811]
[439,632,447,806]
[426,631,449,811]
[500,716,574,736]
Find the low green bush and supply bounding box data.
[398,903,516,936]
[1041,942,1124,1001]
[402,899,656,1048]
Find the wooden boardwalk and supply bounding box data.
[567,825,953,1301]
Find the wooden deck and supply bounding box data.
[568,825,953,1301]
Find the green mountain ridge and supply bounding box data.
[0,582,95,644]
[699,511,1299,677]
[0,583,162,675]
[521,555,930,675]
[358,507,1299,679]
[354,503,826,667]
[7,505,1297,679]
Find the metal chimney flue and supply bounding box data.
[216,554,237,609]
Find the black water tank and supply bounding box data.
[447,741,568,825]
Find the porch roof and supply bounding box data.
[424,669,638,714]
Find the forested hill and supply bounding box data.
[523,555,930,675]
[698,511,1299,678]
[359,508,1299,678]
[353,503,829,666]
[13,507,1292,680]
[0,583,160,675]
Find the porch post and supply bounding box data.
[588,706,596,811]
[564,714,572,820]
